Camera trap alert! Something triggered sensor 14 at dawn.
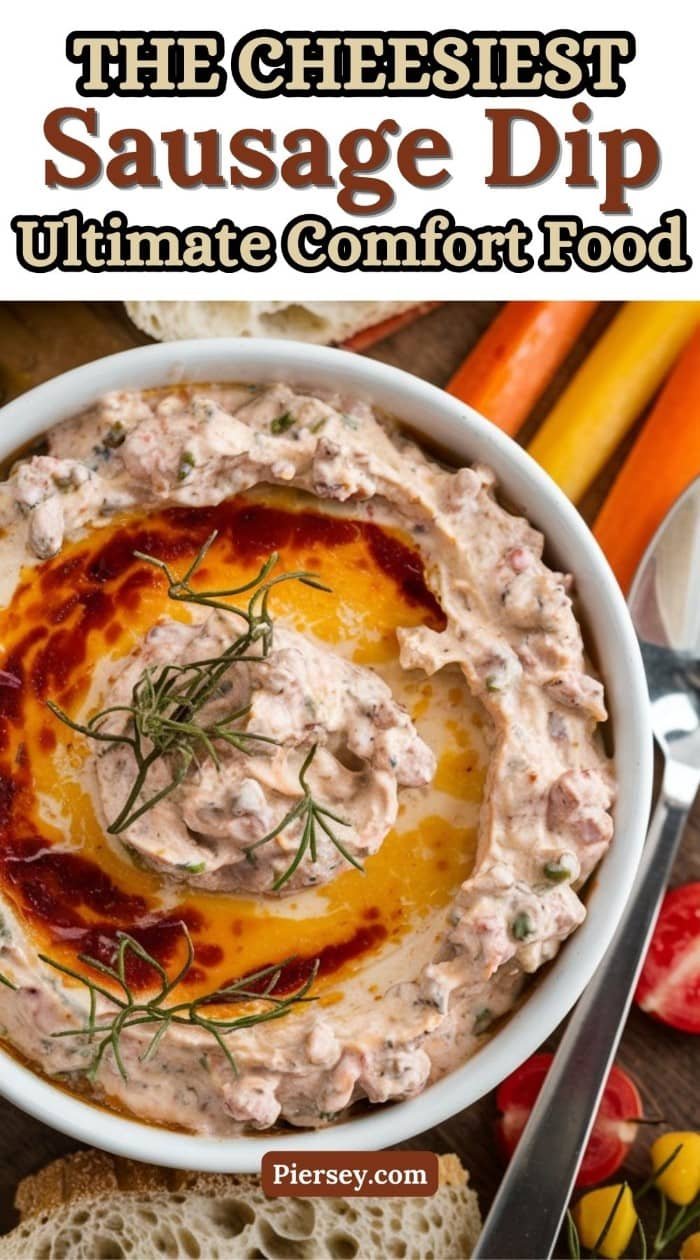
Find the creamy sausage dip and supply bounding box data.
[0,382,614,1134]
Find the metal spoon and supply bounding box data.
[474,477,700,1260]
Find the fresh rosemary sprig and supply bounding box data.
[47,533,362,889]
[48,532,330,833]
[245,743,362,892]
[40,924,318,1083]
[48,678,271,834]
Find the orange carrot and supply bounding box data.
[342,303,441,351]
[446,301,598,435]
[593,324,700,592]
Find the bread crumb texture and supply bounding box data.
[0,1151,481,1259]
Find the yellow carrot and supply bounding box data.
[528,301,700,501]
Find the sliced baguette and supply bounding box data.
[0,1149,480,1259]
[125,300,421,347]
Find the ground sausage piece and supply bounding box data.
[223,1073,282,1128]
[547,768,614,859]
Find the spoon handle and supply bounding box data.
[474,782,695,1260]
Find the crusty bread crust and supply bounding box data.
[124,300,420,348]
[15,1149,467,1219]
[5,1149,480,1260]
[436,1152,469,1189]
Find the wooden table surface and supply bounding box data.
[0,302,697,1251]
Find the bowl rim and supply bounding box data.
[0,337,653,1171]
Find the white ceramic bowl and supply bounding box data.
[0,339,653,1171]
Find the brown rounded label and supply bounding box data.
[261,1150,439,1197]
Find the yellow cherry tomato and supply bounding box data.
[651,1132,700,1206]
[573,1184,637,1260]
[680,1233,700,1259]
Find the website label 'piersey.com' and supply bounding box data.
[261,1152,440,1197]
[0,0,698,297]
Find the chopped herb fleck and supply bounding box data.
[270,411,296,435]
[104,422,126,449]
[309,417,327,434]
[0,971,16,990]
[473,1007,492,1034]
[340,413,359,431]
[512,912,534,941]
[184,860,206,874]
[177,451,195,481]
[544,861,571,884]
[485,675,501,692]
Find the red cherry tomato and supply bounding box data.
[635,882,700,1034]
[496,1053,643,1187]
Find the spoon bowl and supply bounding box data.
[629,477,700,777]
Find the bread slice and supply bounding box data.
[0,1149,480,1259]
[125,300,421,346]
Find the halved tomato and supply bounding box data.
[496,1053,643,1187]
[635,882,700,1034]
